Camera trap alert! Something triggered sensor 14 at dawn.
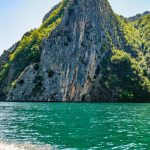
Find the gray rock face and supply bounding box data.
[7,0,116,101]
[6,0,137,102]
[7,64,37,101]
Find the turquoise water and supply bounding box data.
[0,103,150,149]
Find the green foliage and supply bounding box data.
[0,63,10,82]
[48,69,54,78]
[133,14,150,77]
[97,13,150,101]
[32,75,43,94]
[41,0,69,29]
[18,79,24,85]
[34,64,39,71]
[0,0,69,86]
[111,48,150,100]
[33,75,43,84]
[115,15,141,55]
[1,0,150,101]
[11,80,17,89]
[133,14,150,52]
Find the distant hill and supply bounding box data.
[129,11,150,22]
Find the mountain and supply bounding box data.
[129,11,150,22]
[0,0,150,102]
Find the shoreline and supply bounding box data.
[0,101,150,103]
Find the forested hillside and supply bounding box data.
[0,0,150,102]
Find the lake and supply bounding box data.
[0,102,150,150]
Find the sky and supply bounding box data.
[0,0,150,55]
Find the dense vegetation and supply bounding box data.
[133,14,150,77]
[92,13,150,101]
[111,48,150,101]
[0,0,150,101]
[134,14,150,52]
[0,0,69,95]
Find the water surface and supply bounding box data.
[0,102,150,149]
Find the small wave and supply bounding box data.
[0,141,52,150]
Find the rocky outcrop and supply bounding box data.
[7,41,20,53]
[0,41,20,71]
[8,0,110,101]
[2,0,150,102]
[43,3,61,22]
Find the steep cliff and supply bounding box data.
[1,0,150,102]
[0,0,69,100]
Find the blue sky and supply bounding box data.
[0,0,150,54]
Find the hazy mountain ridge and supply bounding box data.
[0,0,150,102]
[129,11,150,22]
